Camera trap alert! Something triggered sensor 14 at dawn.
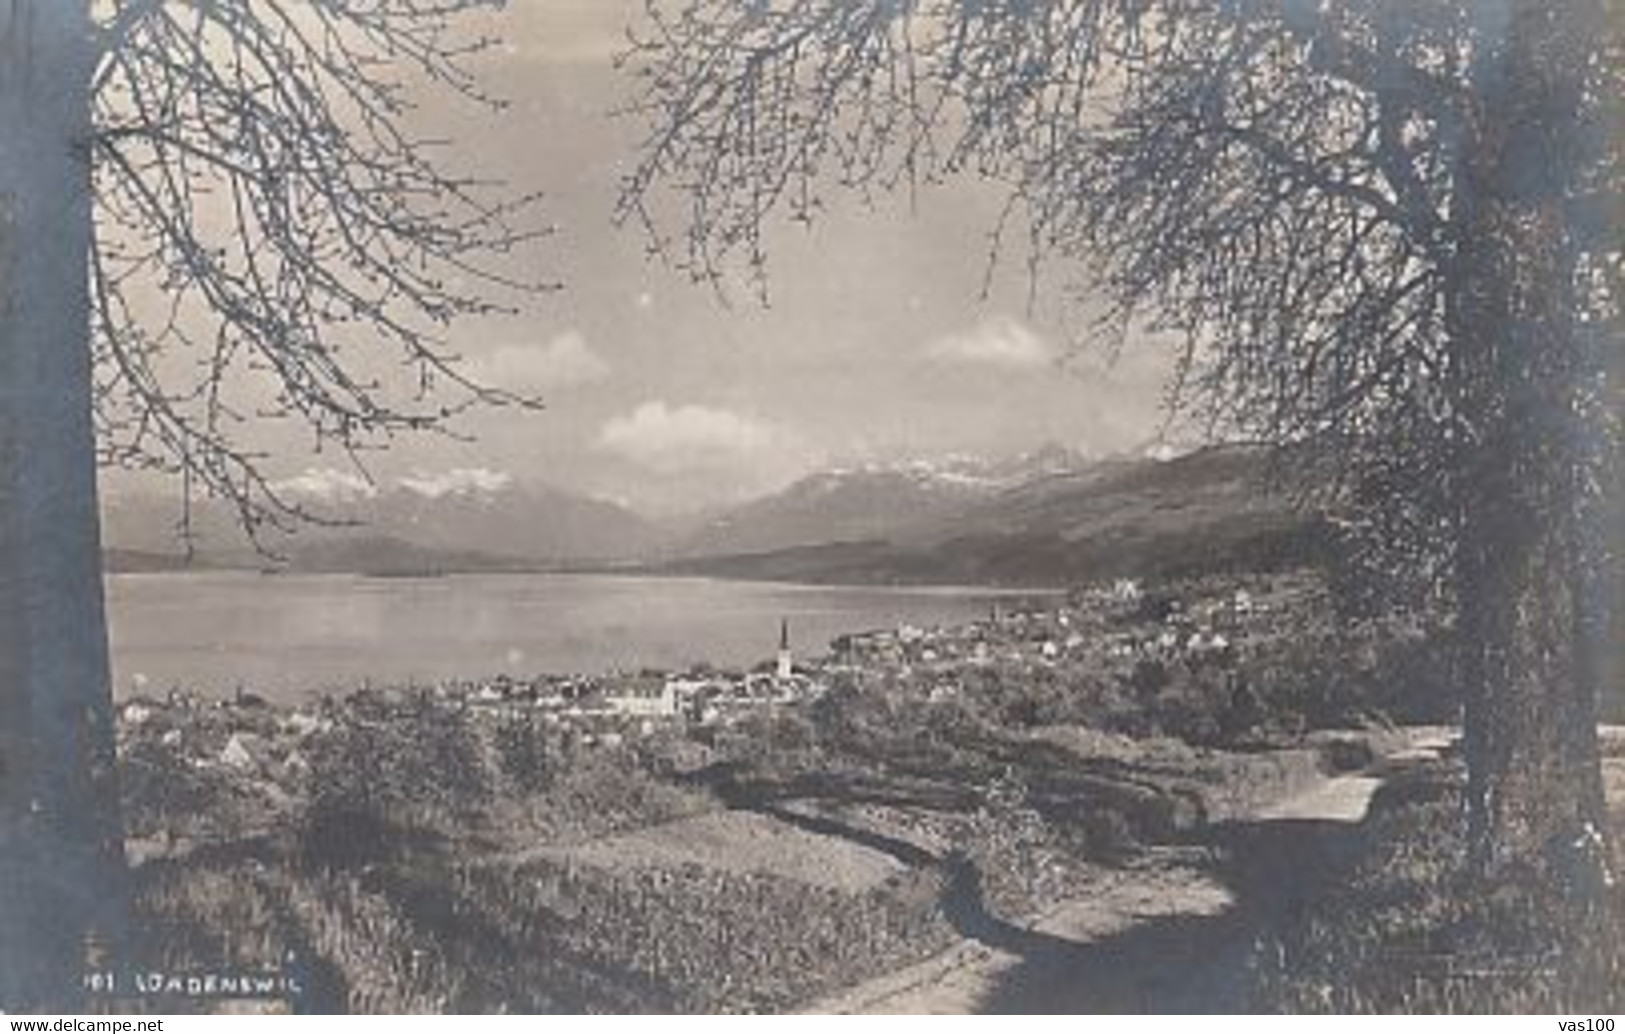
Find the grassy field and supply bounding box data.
[122,706,1360,1012]
[519,810,907,892]
[126,822,956,1012]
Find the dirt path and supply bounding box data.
[802,729,1455,1014]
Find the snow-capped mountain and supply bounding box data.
[661,443,1325,587]
[816,442,1088,489]
[102,443,1244,579]
[670,445,1093,558]
[102,468,657,569]
[359,473,654,562]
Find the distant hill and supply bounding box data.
[102,472,657,572]
[258,534,536,577]
[101,445,1326,586]
[359,480,656,563]
[668,445,1091,559]
[656,445,1328,587]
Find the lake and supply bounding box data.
[105,571,1050,703]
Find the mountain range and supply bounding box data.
[666,444,1092,559]
[102,444,1324,585]
[101,470,658,575]
[655,444,1324,586]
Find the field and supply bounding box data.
[119,717,1385,1013]
[519,810,906,893]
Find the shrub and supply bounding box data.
[1252,764,1625,1013]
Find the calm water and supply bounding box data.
[105,571,1046,703]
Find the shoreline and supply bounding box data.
[106,569,1066,704]
[103,560,1080,593]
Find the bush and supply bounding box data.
[1252,764,1625,1013]
[304,699,493,830]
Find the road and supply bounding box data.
[802,729,1456,1014]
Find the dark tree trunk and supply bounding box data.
[1456,493,1608,876]
[1451,0,1610,889]
[0,1,126,1010]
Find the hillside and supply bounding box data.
[101,446,1327,586]
[657,445,1327,587]
[668,446,1090,559]
[102,473,657,572]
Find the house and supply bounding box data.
[121,702,155,727]
[1111,578,1144,604]
[608,674,678,718]
[219,732,272,774]
[281,710,329,736]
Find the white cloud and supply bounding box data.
[926,315,1057,371]
[398,467,514,498]
[272,467,378,503]
[465,330,610,391]
[597,401,791,475]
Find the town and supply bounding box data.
[116,575,1314,800]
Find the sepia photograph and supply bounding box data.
[0,0,1620,1016]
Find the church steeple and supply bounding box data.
[776,618,793,679]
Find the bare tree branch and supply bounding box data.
[89,0,552,546]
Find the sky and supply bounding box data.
[117,1,1181,518]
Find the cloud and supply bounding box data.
[498,3,627,64]
[466,330,610,391]
[398,467,514,498]
[271,468,378,503]
[597,401,791,475]
[926,315,1057,371]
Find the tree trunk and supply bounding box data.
[1452,0,1610,891]
[0,1,126,1010]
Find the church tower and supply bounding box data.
[776,618,793,680]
